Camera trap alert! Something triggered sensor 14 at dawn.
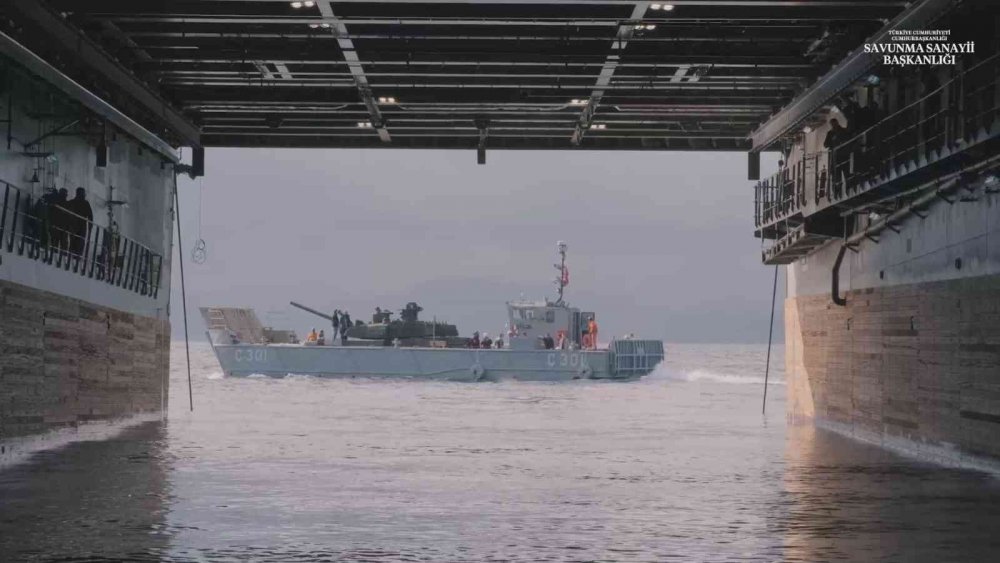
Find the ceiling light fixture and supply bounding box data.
[358,121,373,128]
[308,23,319,28]
[320,22,331,28]
[304,1,315,6]
[651,3,662,9]
[645,24,656,30]
[590,123,607,130]
[291,1,303,8]
[803,126,813,133]
[662,4,675,10]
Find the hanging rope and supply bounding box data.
[174,184,194,412]
[762,264,779,415]
[192,177,207,264]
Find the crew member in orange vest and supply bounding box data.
[587,317,598,350]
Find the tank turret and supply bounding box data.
[346,302,457,341]
[400,302,423,322]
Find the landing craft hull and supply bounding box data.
[209,343,663,382]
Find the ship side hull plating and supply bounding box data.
[785,179,1000,471]
[0,48,175,465]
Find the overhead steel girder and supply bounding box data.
[316,1,390,142]
[571,1,649,145]
[199,133,753,151]
[748,0,957,151]
[134,56,814,69]
[2,0,200,148]
[96,16,626,27]
[320,0,903,4]
[121,31,817,43]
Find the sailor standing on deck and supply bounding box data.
[331,309,340,344]
[587,316,599,350]
[340,311,352,345]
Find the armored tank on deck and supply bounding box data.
[346,302,459,341]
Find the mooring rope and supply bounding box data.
[174,185,194,412]
[762,264,778,415]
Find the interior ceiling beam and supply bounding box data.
[151,69,804,79]
[86,14,860,26]
[17,0,912,152]
[136,58,813,69]
[571,1,648,145]
[188,0,903,5]
[3,0,200,147]
[158,77,796,89]
[95,16,626,26]
[198,133,752,152]
[317,0,390,142]
[124,33,814,44]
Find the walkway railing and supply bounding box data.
[753,153,817,228]
[825,52,999,205]
[755,52,1000,233]
[0,180,163,299]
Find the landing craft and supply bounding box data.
[201,242,664,381]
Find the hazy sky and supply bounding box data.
[170,148,783,343]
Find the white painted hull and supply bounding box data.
[210,343,663,382]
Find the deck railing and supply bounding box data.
[755,52,1000,232]
[611,339,665,377]
[753,153,817,228]
[0,180,163,299]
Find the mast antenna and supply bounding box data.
[555,241,568,305]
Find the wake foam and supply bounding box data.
[647,363,785,386]
[283,373,314,381]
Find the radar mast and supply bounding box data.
[554,241,568,305]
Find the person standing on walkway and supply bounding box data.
[67,187,94,256]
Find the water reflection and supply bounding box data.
[780,422,1000,562]
[0,421,172,561]
[2,344,999,561]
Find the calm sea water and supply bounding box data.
[2,342,999,562]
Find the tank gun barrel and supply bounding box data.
[289,301,335,322]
